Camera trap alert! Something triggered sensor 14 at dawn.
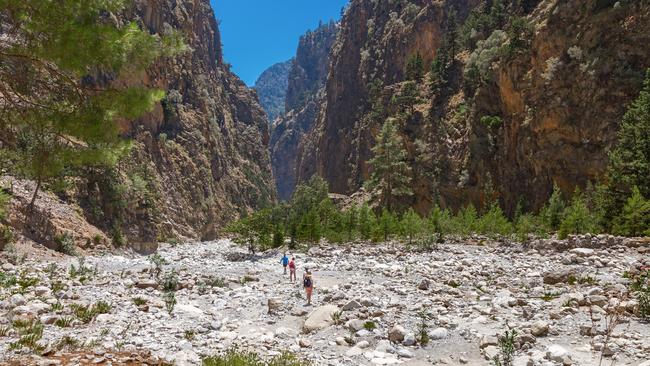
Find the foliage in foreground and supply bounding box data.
[0,0,186,208]
[202,348,310,366]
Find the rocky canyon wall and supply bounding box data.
[80,0,275,245]
[295,0,650,214]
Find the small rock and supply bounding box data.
[402,333,416,346]
[546,344,570,363]
[418,279,430,290]
[430,327,449,340]
[388,325,406,343]
[531,321,549,337]
[342,300,362,311]
[298,339,311,348]
[135,279,158,290]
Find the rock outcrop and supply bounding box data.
[270,21,338,200]
[74,0,276,245]
[254,60,293,123]
[294,0,650,214]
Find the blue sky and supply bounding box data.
[211,0,349,86]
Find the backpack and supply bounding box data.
[303,275,312,288]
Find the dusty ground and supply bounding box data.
[1,239,649,366]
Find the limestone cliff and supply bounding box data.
[270,22,338,200]
[79,0,275,246]
[296,0,650,214]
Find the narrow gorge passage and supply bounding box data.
[1,0,649,365]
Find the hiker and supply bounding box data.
[289,257,296,282]
[281,253,289,274]
[303,268,314,305]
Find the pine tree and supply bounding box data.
[395,82,420,114]
[558,189,600,239]
[343,206,359,241]
[445,7,459,58]
[365,118,413,212]
[405,52,424,81]
[542,184,566,231]
[0,0,186,209]
[427,204,446,242]
[607,69,650,205]
[612,187,650,237]
[358,204,374,240]
[401,208,424,245]
[378,208,397,241]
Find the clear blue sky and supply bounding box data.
[211,0,349,86]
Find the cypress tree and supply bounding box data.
[365,118,413,212]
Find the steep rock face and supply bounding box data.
[285,21,339,112]
[270,22,338,200]
[298,0,650,214]
[483,0,650,211]
[297,0,477,194]
[81,0,275,244]
[254,60,293,123]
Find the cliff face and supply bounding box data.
[80,0,275,245]
[270,22,338,200]
[254,60,293,123]
[296,0,650,214]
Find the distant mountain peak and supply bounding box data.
[253,60,293,123]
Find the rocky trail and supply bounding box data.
[1,239,649,366]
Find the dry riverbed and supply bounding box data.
[1,238,649,366]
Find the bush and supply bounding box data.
[477,203,513,237]
[515,214,546,242]
[54,232,77,256]
[492,329,517,366]
[202,348,310,366]
[481,115,503,130]
[164,291,176,315]
[465,30,508,85]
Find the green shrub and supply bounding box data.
[492,329,517,366]
[149,253,168,279]
[202,349,310,366]
[416,311,430,346]
[477,203,513,237]
[54,232,77,256]
[481,115,503,130]
[9,319,44,352]
[161,269,178,292]
[465,30,508,85]
[164,291,176,315]
[515,214,547,242]
[363,321,377,330]
[400,208,424,245]
[71,301,111,323]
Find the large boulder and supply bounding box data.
[303,305,339,332]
